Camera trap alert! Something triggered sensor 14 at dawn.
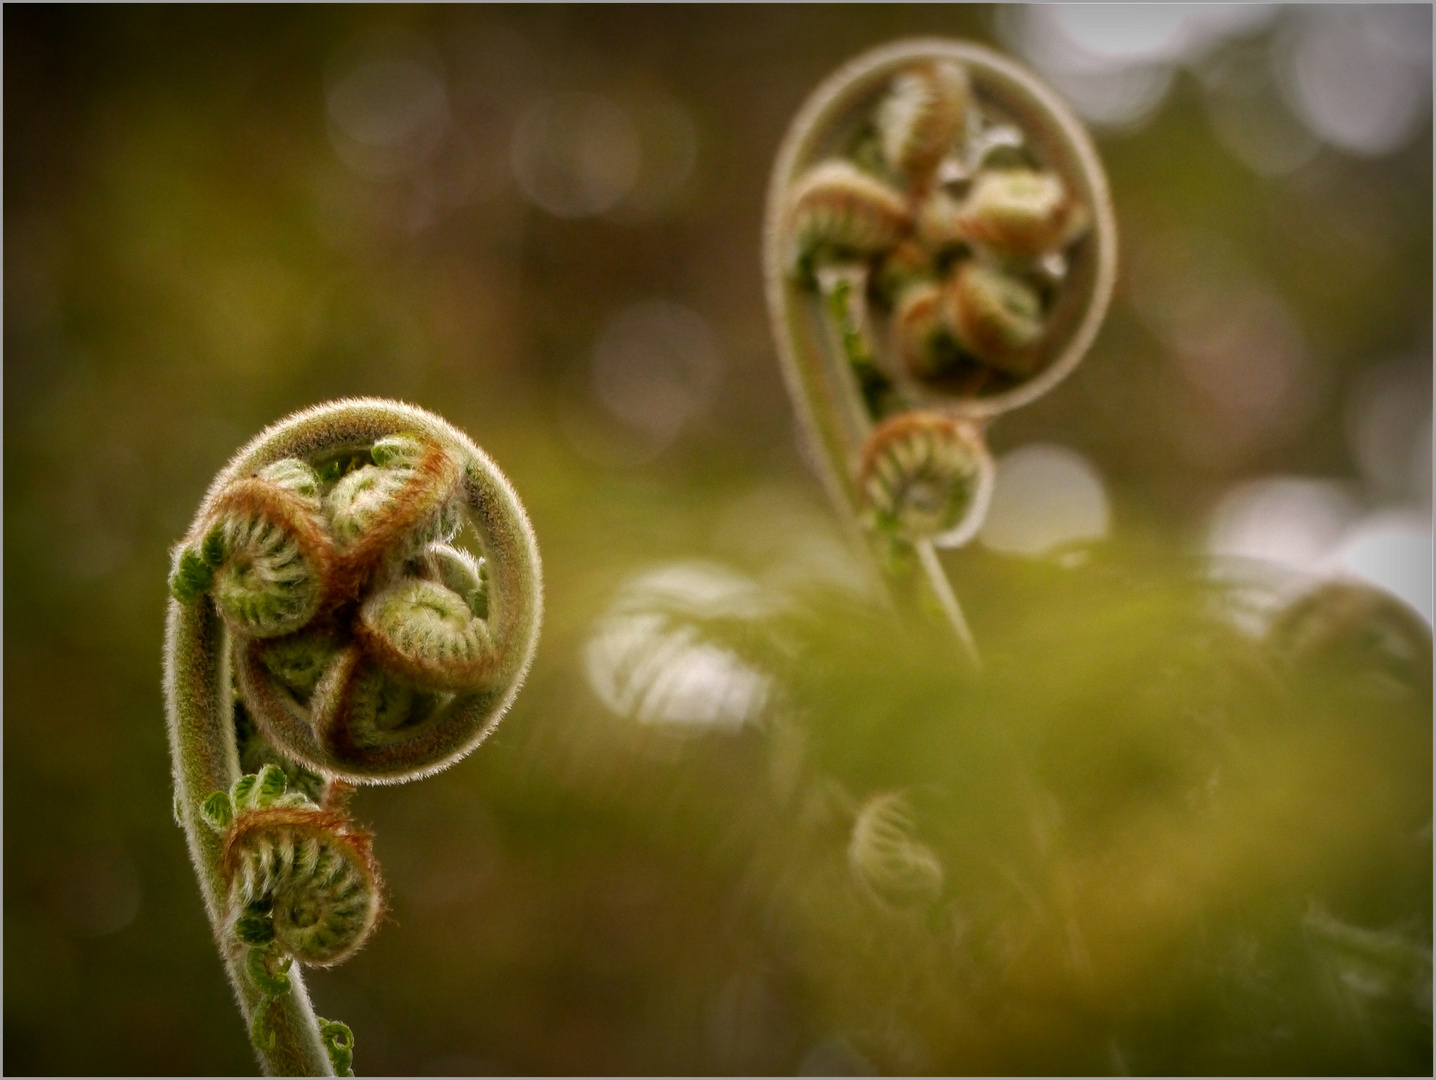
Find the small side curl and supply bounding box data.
[848,791,946,910]
[170,460,335,639]
[202,766,383,968]
[857,411,994,548]
[317,1017,356,1076]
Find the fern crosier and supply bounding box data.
[171,400,541,783]
[165,399,542,1075]
[764,39,1116,660]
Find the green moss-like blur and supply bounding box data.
[5,6,1431,1076]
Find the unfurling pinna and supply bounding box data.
[165,399,542,1075]
[764,39,1116,659]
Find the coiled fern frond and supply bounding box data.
[165,399,542,1075]
[764,39,1117,660]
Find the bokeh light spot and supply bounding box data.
[1345,357,1433,507]
[326,33,450,179]
[1278,6,1433,156]
[1208,476,1359,578]
[1332,512,1433,623]
[56,842,142,938]
[578,298,721,465]
[511,93,641,217]
[979,444,1110,557]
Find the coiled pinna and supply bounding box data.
[785,160,911,277]
[944,261,1046,376]
[857,410,994,548]
[170,459,335,639]
[201,765,382,969]
[848,791,946,910]
[951,167,1088,262]
[165,399,542,1075]
[878,59,971,191]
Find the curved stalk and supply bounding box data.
[814,261,982,666]
[165,399,542,1075]
[764,39,1116,665]
[166,599,334,1076]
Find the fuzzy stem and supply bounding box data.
[766,42,1119,675]
[165,597,334,1076]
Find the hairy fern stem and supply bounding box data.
[165,399,542,1075]
[764,39,1117,660]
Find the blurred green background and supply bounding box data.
[5,5,1432,1076]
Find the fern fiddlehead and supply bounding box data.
[848,790,946,911]
[764,39,1117,660]
[165,399,542,1074]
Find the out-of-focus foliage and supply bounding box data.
[4,5,1430,1076]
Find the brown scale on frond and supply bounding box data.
[220,805,377,883]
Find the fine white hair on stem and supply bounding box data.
[165,398,542,1074]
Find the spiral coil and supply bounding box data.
[765,40,1115,659]
[201,765,383,968]
[858,411,994,548]
[169,399,542,784]
[771,39,1114,423]
[848,791,946,910]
